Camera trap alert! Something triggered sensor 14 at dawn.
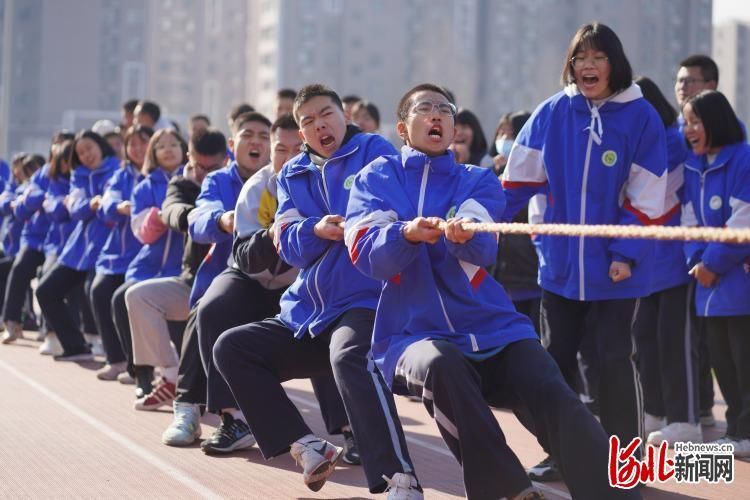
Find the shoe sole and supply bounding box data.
[306,447,343,492]
[201,434,256,455]
[54,355,95,362]
[341,454,361,465]
[134,398,175,411]
[163,431,202,447]
[528,470,561,482]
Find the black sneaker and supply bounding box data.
[527,455,561,482]
[53,349,94,362]
[201,412,256,454]
[341,429,361,465]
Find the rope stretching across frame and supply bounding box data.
[439,222,750,245]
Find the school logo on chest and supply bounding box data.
[709,195,722,210]
[344,175,356,190]
[601,150,618,167]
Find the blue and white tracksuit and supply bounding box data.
[345,146,624,500]
[58,157,120,271]
[345,146,537,390]
[501,83,668,301]
[682,142,750,317]
[501,82,669,452]
[273,134,397,337]
[43,174,76,257]
[0,180,23,257]
[125,167,183,282]
[213,133,418,493]
[14,165,51,252]
[682,141,750,439]
[187,161,245,307]
[95,164,144,276]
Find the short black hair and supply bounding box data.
[352,101,380,128]
[635,76,677,128]
[293,84,343,123]
[271,113,299,134]
[228,103,255,123]
[233,111,272,133]
[562,22,633,94]
[190,127,226,156]
[70,130,117,168]
[122,99,139,113]
[341,94,362,105]
[136,100,161,122]
[679,54,719,85]
[455,109,489,165]
[190,114,211,125]
[396,83,454,122]
[277,88,297,100]
[685,90,745,149]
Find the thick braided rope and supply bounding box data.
[439,221,750,244]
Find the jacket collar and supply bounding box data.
[401,145,456,175]
[566,82,642,144]
[685,142,744,173]
[77,156,120,179]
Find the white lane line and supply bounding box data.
[287,393,572,499]
[0,359,222,500]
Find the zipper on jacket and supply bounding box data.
[703,287,717,316]
[578,131,595,301]
[418,160,430,217]
[76,223,90,270]
[320,146,359,210]
[305,145,361,335]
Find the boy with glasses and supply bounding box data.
[345,83,636,500]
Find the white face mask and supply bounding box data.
[495,138,513,158]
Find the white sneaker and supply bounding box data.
[289,437,342,492]
[163,402,202,446]
[647,422,703,447]
[38,332,64,356]
[84,333,105,358]
[711,435,734,445]
[1,321,23,344]
[644,413,666,435]
[731,438,750,458]
[117,371,135,385]
[383,472,423,500]
[96,361,127,381]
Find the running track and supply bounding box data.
[0,335,746,499]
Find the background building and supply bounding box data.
[713,20,750,125]
[0,0,736,157]
[246,0,713,144]
[0,0,246,155]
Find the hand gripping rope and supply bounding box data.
[439,221,750,244]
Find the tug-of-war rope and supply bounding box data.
[443,222,750,244]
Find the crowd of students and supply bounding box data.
[0,21,749,500]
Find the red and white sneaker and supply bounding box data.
[133,378,176,411]
[290,437,342,492]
